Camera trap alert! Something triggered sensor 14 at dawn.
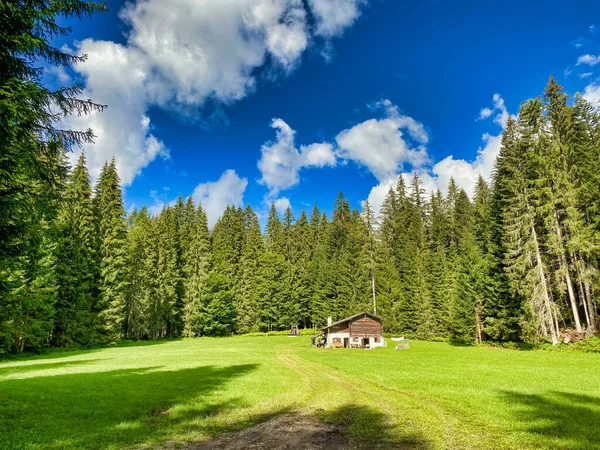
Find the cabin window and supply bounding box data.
[374,337,380,343]
[353,337,358,342]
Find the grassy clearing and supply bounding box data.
[1,337,599,449]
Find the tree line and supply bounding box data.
[2,76,599,354]
[1,2,598,354]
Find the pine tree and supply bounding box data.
[95,159,128,343]
[124,207,153,339]
[428,189,454,337]
[0,0,106,266]
[183,204,211,336]
[400,175,434,338]
[237,205,264,333]
[451,189,483,342]
[54,152,98,346]
[496,112,559,344]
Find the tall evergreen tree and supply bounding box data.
[54,152,97,346]
[183,204,211,336]
[95,159,128,343]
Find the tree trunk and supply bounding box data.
[371,269,377,315]
[554,212,581,332]
[532,225,559,345]
[579,277,591,329]
[585,282,597,332]
[475,304,483,344]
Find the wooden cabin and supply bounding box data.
[314,312,385,349]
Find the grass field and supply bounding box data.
[1,337,599,450]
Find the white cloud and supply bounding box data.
[147,189,176,216]
[590,24,597,35]
[258,118,336,195]
[364,94,510,213]
[65,40,169,186]
[477,93,509,127]
[301,142,337,167]
[273,197,291,214]
[432,132,501,197]
[478,107,493,120]
[192,170,248,229]
[580,72,593,79]
[576,54,600,66]
[365,170,437,215]
[572,37,589,49]
[46,66,71,84]
[335,99,429,181]
[307,0,366,37]
[68,0,367,188]
[257,99,428,201]
[583,83,600,106]
[430,94,511,198]
[257,94,509,215]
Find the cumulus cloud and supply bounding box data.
[362,94,511,213]
[258,118,336,195]
[335,99,429,181]
[583,83,600,106]
[273,197,291,214]
[424,95,510,198]
[192,170,248,229]
[478,107,493,120]
[308,0,366,37]
[257,94,510,216]
[576,54,600,66]
[365,170,437,215]
[65,40,169,186]
[477,93,510,127]
[69,0,368,187]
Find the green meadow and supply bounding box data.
[1,337,599,449]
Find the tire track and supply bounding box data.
[275,347,458,449]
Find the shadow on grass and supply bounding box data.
[0,363,259,449]
[320,404,432,449]
[115,337,184,348]
[0,338,181,363]
[0,359,97,377]
[501,390,600,448]
[193,404,431,450]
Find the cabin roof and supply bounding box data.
[322,311,383,331]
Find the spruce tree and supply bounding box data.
[54,152,97,346]
[124,207,153,339]
[237,205,264,333]
[183,205,211,336]
[95,159,128,343]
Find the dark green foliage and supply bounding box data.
[95,159,128,343]
[3,71,600,352]
[54,152,98,347]
[0,0,105,354]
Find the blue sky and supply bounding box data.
[52,0,600,226]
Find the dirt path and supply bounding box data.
[191,413,349,450]
[186,346,457,450]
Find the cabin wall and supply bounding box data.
[323,314,386,348]
[349,317,382,337]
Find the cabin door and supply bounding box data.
[363,338,369,348]
[343,338,349,348]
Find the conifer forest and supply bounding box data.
[2,1,600,356]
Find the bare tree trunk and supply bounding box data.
[579,277,591,329]
[475,305,483,344]
[554,213,581,332]
[585,282,597,332]
[533,225,559,345]
[371,269,376,315]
